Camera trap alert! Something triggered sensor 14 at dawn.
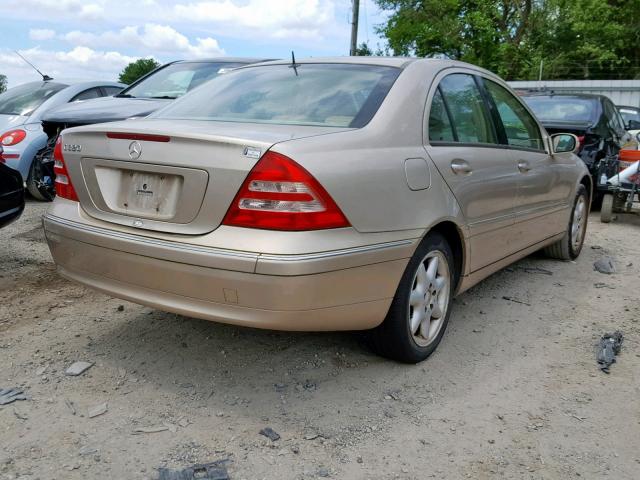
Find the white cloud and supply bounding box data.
[63,24,224,57]
[79,4,104,20]
[5,0,105,20]
[0,46,136,87]
[174,0,335,39]
[1,0,371,87]
[29,28,56,41]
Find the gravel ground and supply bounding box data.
[1,201,639,480]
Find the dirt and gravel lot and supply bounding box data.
[1,201,639,480]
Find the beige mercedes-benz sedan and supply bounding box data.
[44,58,591,363]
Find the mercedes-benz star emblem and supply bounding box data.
[129,141,142,160]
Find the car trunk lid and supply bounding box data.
[60,119,347,235]
[0,114,27,132]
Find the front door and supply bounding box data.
[481,79,575,249]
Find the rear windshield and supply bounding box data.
[0,81,66,116]
[122,62,246,100]
[155,64,400,128]
[619,107,640,125]
[522,96,597,123]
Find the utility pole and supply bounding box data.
[538,60,543,82]
[538,59,544,89]
[350,0,360,56]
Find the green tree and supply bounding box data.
[374,0,640,80]
[355,42,391,57]
[375,0,546,79]
[355,42,374,56]
[0,74,7,94]
[118,58,160,85]
[536,0,639,80]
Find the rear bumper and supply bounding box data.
[43,212,415,331]
[1,151,23,172]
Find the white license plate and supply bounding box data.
[119,171,182,219]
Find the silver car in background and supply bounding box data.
[44,58,591,363]
[0,80,124,200]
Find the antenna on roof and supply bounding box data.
[289,51,299,76]
[14,51,53,81]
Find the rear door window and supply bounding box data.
[436,74,497,144]
[71,88,102,102]
[619,107,640,126]
[103,86,124,96]
[484,80,544,151]
[428,89,455,142]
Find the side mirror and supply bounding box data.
[627,120,640,130]
[551,133,579,154]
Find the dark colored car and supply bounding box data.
[36,58,271,200]
[522,93,636,205]
[617,105,640,131]
[0,147,25,228]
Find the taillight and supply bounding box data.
[53,137,79,201]
[0,129,27,146]
[106,132,170,142]
[222,151,350,231]
[576,135,585,151]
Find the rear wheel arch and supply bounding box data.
[580,174,593,203]
[425,220,465,291]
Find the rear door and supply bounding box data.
[481,79,574,247]
[424,72,520,272]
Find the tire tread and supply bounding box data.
[367,232,456,363]
[543,185,588,260]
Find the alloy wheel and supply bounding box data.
[408,251,450,347]
[571,195,586,251]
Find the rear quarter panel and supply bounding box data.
[271,61,465,235]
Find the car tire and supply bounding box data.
[544,185,588,260]
[367,232,456,363]
[600,194,614,223]
[26,154,55,202]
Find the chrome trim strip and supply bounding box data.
[259,239,414,262]
[44,214,258,260]
[44,214,415,263]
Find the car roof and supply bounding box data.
[56,79,124,87]
[231,56,497,74]
[254,56,416,68]
[172,57,274,64]
[617,105,640,111]
[4,79,122,90]
[520,92,607,101]
[24,79,122,86]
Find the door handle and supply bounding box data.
[451,159,472,175]
[518,160,531,173]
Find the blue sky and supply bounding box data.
[1,0,390,88]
